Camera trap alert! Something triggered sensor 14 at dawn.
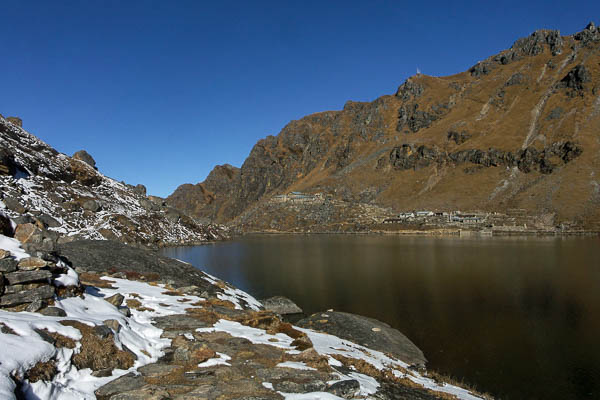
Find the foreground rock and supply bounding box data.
[261,296,303,316]
[58,240,220,296]
[297,311,427,368]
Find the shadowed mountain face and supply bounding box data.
[169,23,600,230]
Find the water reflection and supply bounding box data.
[161,234,600,399]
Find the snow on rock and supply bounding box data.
[0,273,204,400]
[198,352,231,368]
[0,234,29,260]
[198,319,298,351]
[0,115,226,247]
[276,361,317,371]
[199,319,484,400]
[202,272,263,311]
[279,392,345,400]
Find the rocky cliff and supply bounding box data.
[169,23,600,231]
[0,116,227,249]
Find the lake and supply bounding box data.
[161,234,600,399]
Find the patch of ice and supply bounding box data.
[262,382,274,390]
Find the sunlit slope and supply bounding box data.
[170,24,600,229]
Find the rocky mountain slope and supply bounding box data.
[169,23,600,232]
[0,116,227,248]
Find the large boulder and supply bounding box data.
[297,311,427,367]
[133,184,147,196]
[261,296,303,315]
[6,116,22,127]
[72,150,97,169]
[57,240,218,293]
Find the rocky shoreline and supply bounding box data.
[0,205,488,399]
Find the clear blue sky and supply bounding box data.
[1,1,598,197]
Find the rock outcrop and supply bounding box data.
[0,116,228,247]
[297,311,427,368]
[72,150,97,169]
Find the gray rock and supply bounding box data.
[105,293,124,307]
[297,311,427,367]
[104,319,121,332]
[37,214,61,228]
[396,103,446,133]
[177,285,199,294]
[139,198,159,212]
[0,285,55,307]
[92,324,113,339]
[57,240,220,296]
[33,328,57,344]
[4,269,52,285]
[0,258,18,273]
[137,363,183,378]
[506,72,525,86]
[510,29,563,56]
[39,306,67,317]
[3,196,26,214]
[447,130,471,145]
[26,299,44,312]
[574,22,600,45]
[327,379,360,398]
[108,385,170,400]
[72,150,96,169]
[118,307,131,317]
[557,64,591,95]
[273,379,327,393]
[546,107,563,120]
[153,314,213,332]
[165,208,181,223]
[94,372,145,399]
[10,215,34,225]
[261,296,303,315]
[469,62,490,77]
[91,368,113,378]
[395,80,424,101]
[133,184,147,196]
[82,199,101,212]
[17,257,48,270]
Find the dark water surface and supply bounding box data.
[161,234,600,399]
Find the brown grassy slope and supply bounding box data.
[169,25,600,229]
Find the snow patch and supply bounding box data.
[198,352,231,368]
[0,234,30,260]
[276,361,316,371]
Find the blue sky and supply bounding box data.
[1,1,598,197]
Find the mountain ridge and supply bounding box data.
[168,23,600,232]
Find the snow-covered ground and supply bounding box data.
[0,264,205,399]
